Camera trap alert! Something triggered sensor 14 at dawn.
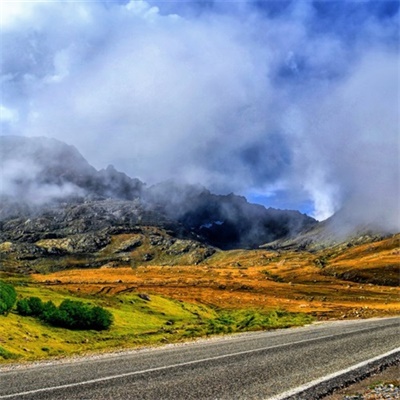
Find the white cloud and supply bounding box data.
[0,0,398,230]
[0,105,18,123]
[0,2,35,29]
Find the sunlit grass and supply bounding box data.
[0,276,315,364]
[0,234,398,363]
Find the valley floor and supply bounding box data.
[31,237,400,320]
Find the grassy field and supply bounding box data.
[30,235,400,319]
[0,274,312,363]
[0,234,398,363]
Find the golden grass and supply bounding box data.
[31,235,400,320]
[321,234,400,286]
[1,234,398,363]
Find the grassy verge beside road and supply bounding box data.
[0,274,312,363]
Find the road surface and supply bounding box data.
[1,317,399,399]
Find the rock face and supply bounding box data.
[0,135,317,254]
[145,181,316,249]
[0,199,185,244]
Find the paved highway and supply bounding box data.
[1,317,399,399]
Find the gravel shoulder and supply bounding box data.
[322,362,400,399]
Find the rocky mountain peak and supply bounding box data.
[0,135,144,204]
[0,135,317,250]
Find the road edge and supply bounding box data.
[268,347,400,400]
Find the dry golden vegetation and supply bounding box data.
[32,234,400,320]
[0,234,398,363]
[324,234,400,286]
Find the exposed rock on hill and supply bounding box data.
[0,199,185,244]
[36,233,111,255]
[0,135,317,250]
[145,181,316,249]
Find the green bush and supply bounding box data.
[16,297,44,317]
[49,300,113,331]
[0,281,17,315]
[16,299,32,316]
[90,306,114,331]
[27,297,44,316]
[41,300,58,321]
[56,300,92,330]
[16,297,113,331]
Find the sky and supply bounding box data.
[0,0,399,227]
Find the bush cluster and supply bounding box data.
[16,297,113,331]
[0,281,17,315]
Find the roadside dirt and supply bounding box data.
[322,363,400,399]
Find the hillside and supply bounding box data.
[0,136,316,251]
[262,207,397,252]
[18,233,400,318]
[0,136,398,363]
[1,233,398,363]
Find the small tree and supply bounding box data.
[26,297,44,317]
[16,299,32,316]
[0,281,17,315]
[90,306,113,331]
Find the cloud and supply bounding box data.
[0,105,18,123]
[286,48,399,225]
[0,158,85,205]
[0,0,399,229]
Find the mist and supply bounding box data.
[0,0,399,230]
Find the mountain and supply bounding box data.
[0,135,144,205]
[0,136,316,251]
[145,181,316,249]
[262,207,397,251]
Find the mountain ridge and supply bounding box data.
[0,135,316,250]
[1,135,396,259]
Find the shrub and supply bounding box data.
[90,306,113,331]
[16,299,32,316]
[16,296,113,331]
[41,300,57,321]
[56,300,92,330]
[0,281,17,315]
[27,297,44,316]
[50,300,113,331]
[16,297,44,317]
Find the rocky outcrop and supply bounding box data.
[146,182,316,249]
[0,135,317,251]
[36,233,111,254]
[0,199,184,244]
[112,237,142,253]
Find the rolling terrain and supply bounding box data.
[0,136,399,364]
[30,233,400,320]
[0,233,398,363]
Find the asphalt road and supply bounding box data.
[1,317,399,400]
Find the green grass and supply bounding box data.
[0,346,20,360]
[202,309,313,335]
[0,275,313,364]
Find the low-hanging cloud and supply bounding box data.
[0,0,399,229]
